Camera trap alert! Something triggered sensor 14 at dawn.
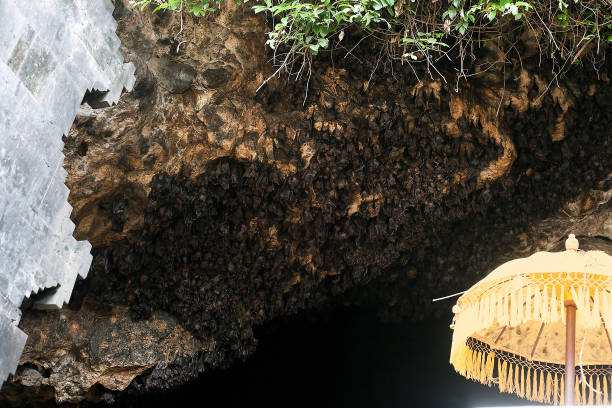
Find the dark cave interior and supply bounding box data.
[114,307,535,408]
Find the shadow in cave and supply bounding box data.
[115,307,535,408]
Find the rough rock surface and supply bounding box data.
[1,299,203,405]
[2,0,612,405]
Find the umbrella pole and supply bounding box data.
[565,300,577,406]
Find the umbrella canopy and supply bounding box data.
[450,235,612,405]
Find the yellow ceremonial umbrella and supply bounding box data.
[450,235,612,405]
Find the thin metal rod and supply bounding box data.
[431,291,467,302]
[565,301,577,406]
[494,326,507,344]
[531,322,545,359]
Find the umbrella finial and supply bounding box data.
[565,234,579,251]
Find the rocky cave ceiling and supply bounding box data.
[1,0,611,405]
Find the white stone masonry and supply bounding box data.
[0,0,135,388]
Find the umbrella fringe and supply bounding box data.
[451,338,612,405]
[457,274,612,335]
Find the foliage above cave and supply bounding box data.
[134,0,611,84]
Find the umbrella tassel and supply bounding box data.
[602,291,608,330]
[460,347,466,378]
[514,363,520,397]
[511,289,518,327]
[497,360,503,392]
[605,292,612,330]
[487,294,493,327]
[482,352,491,385]
[561,290,566,325]
[481,296,486,328]
[453,343,464,375]
[499,360,507,393]
[549,285,558,323]
[532,370,538,402]
[591,375,596,405]
[452,344,460,374]
[518,366,525,398]
[483,353,490,384]
[526,285,533,322]
[497,361,504,392]
[587,375,593,406]
[544,288,549,322]
[496,294,504,326]
[474,350,480,379]
[596,375,602,406]
[587,287,595,327]
[482,352,490,384]
[526,367,532,400]
[605,375,609,405]
[466,348,472,379]
[487,352,496,385]
[537,370,544,402]
[517,287,524,324]
[560,374,565,405]
[553,373,559,405]
[491,292,498,325]
[461,345,469,377]
[575,374,581,405]
[590,289,597,328]
[503,294,509,326]
[578,285,587,325]
[545,372,552,404]
[532,368,538,401]
[507,363,514,394]
[608,292,612,331]
[478,351,485,382]
[572,286,581,319]
[479,297,486,328]
[478,351,485,383]
[534,287,542,321]
[580,377,586,405]
[469,348,474,379]
[469,349,476,379]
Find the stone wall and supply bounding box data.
[0,0,135,388]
